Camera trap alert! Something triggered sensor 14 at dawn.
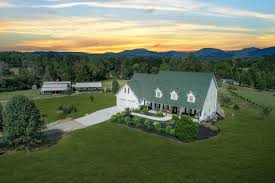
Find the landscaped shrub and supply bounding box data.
[169,128,175,136]
[2,95,45,146]
[156,112,164,117]
[172,115,179,121]
[233,104,240,110]
[125,117,133,125]
[141,107,149,114]
[58,105,77,115]
[62,105,77,115]
[175,115,199,142]
[165,125,172,134]
[133,117,142,128]
[111,113,120,123]
[144,119,150,127]
[160,127,166,134]
[89,95,94,102]
[154,122,161,132]
[125,108,131,116]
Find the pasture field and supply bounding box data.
[0,89,274,183]
[233,86,275,108]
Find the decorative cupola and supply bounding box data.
[155,88,163,98]
[187,91,196,103]
[170,90,178,100]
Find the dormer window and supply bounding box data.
[187,91,195,103]
[155,88,162,98]
[170,90,178,100]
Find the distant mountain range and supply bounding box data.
[30,46,275,60]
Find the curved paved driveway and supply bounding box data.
[47,106,123,132]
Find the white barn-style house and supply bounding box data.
[116,71,219,122]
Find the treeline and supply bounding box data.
[0,51,275,91]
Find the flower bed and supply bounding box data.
[111,112,219,142]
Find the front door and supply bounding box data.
[172,107,178,114]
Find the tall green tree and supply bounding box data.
[112,80,120,94]
[2,95,45,146]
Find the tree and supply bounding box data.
[175,116,199,142]
[2,95,45,146]
[112,80,120,94]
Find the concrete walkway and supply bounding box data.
[131,112,172,122]
[46,106,124,132]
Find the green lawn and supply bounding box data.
[0,90,43,102]
[0,90,274,183]
[234,87,275,108]
[36,93,116,123]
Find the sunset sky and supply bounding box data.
[0,0,275,53]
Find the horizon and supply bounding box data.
[1,0,275,53]
[1,46,274,54]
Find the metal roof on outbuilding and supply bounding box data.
[73,82,102,88]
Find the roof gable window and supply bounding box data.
[170,90,178,100]
[187,91,195,103]
[155,88,163,98]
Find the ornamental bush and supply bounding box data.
[144,119,151,129]
[141,107,149,114]
[156,112,164,117]
[169,129,175,136]
[154,122,161,132]
[2,95,45,146]
[165,125,172,134]
[133,117,142,128]
[172,115,179,121]
[175,115,199,142]
[125,117,133,125]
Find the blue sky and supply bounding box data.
[0,0,275,53]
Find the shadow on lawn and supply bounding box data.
[0,129,64,155]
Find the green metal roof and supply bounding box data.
[127,71,216,110]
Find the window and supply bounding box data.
[155,88,162,98]
[187,91,195,103]
[128,88,130,94]
[124,88,127,93]
[170,90,178,100]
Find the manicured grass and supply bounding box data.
[0,90,43,102]
[234,87,275,108]
[36,93,116,123]
[0,90,274,182]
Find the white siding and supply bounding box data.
[116,84,139,110]
[200,78,218,121]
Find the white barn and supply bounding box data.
[116,71,218,122]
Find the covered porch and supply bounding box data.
[144,101,201,121]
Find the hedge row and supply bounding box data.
[229,90,274,110]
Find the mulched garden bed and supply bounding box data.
[114,116,220,142]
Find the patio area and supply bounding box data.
[131,111,172,122]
